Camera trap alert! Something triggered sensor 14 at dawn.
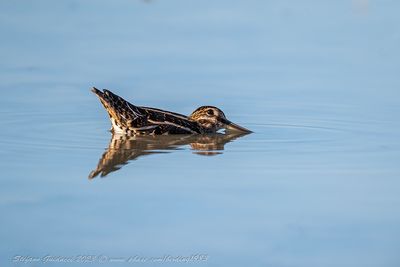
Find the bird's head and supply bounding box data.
[189,106,252,133]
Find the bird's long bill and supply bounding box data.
[220,118,252,133]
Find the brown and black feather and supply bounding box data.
[92,87,204,135]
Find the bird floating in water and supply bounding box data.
[92,87,251,135]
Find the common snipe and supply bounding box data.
[92,87,251,135]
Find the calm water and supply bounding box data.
[1,1,400,266]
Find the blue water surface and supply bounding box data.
[0,1,399,267]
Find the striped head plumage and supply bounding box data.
[190,106,252,133]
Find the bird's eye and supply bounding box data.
[207,109,214,116]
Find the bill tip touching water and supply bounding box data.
[89,87,252,178]
[91,87,252,135]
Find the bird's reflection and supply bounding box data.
[89,132,249,179]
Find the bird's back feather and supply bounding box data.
[92,88,204,135]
